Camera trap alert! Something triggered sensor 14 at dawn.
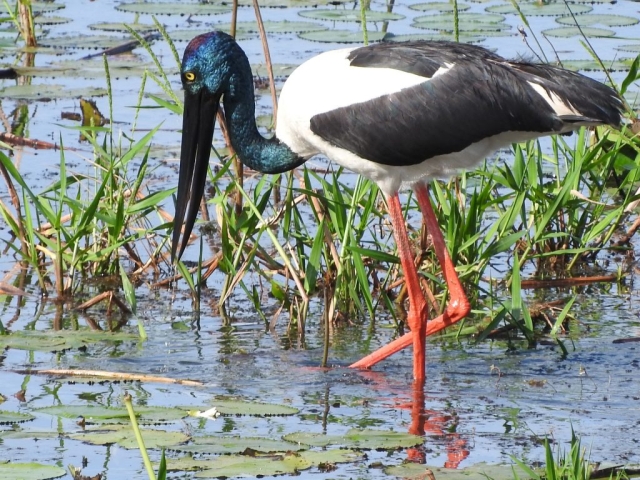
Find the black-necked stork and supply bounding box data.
[172,31,623,383]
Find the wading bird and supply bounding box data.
[172,31,623,383]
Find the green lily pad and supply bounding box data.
[0,410,35,424]
[13,58,173,79]
[0,329,136,350]
[116,2,232,15]
[413,12,506,24]
[39,35,141,49]
[5,2,65,14]
[299,9,405,22]
[33,15,71,25]
[383,32,505,43]
[171,436,305,454]
[88,22,157,32]
[0,430,60,440]
[215,20,329,34]
[410,2,471,12]
[298,30,386,43]
[194,454,311,478]
[234,0,352,6]
[283,428,423,449]
[617,44,640,53]
[560,59,633,71]
[386,462,531,479]
[0,462,65,480]
[412,19,511,32]
[167,29,257,42]
[252,63,297,78]
[69,424,190,449]
[211,399,299,416]
[486,4,592,15]
[555,14,639,27]
[541,26,615,37]
[37,405,186,424]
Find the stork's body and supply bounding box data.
[172,32,623,383]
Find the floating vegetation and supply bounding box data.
[410,1,471,12]
[116,2,232,15]
[213,20,329,34]
[210,398,300,416]
[0,330,138,351]
[37,405,186,424]
[171,436,306,454]
[13,59,171,79]
[5,2,65,13]
[299,9,405,22]
[88,22,157,32]
[298,29,387,42]
[382,32,496,43]
[0,462,66,479]
[541,26,616,37]
[233,0,352,7]
[69,425,190,449]
[486,3,593,15]
[416,12,506,23]
[0,410,35,424]
[283,428,424,449]
[38,34,138,49]
[33,15,71,25]
[555,14,640,27]
[617,44,640,52]
[561,58,634,71]
[412,19,512,32]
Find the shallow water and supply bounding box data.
[1,0,640,478]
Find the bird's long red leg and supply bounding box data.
[361,193,429,381]
[350,183,470,370]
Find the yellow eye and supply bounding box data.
[184,71,196,82]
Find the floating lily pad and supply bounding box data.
[252,63,297,78]
[215,20,329,34]
[234,0,352,6]
[171,436,304,454]
[116,2,232,15]
[299,9,405,22]
[298,30,386,43]
[0,329,136,350]
[39,35,140,49]
[0,410,35,424]
[486,4,592,15]
[283,428,423,449]
[386,462,527,479]
[0,462,65,480]
[560,59,633,71]
[88,22,157,32]
[69,424,190,449]
[33,15,71,25]
[0,430,60,440]
[418,12,505,23]
[412,19,511,32]
[555,14,639,27]
[211,399,299,416]
[383,32,505,43]
[37,405,186,424]
[5,2,65,13]
[410,2,471,12]
[195,454,311,478]
[542,26,615,37]
[617,44,640,53]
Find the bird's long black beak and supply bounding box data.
[172,89,222,262]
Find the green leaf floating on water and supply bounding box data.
[69,424,190,449]
[410,2,471,12]
[211,398,299,416]
[541,26,615,37]
[486,4,592,15]
[171,436,305,454]
[37,405,186,424]
[0,329,137,351]
[298,30,386,43]
[5,2,65,13]
[299,9,405,22]
[116,2,231,15]
[88,22,157,32]
[0,462,66,480]
[283,428,423,449]
[39,35,143,49]
[555,14,639,27]
[0,410,35,424]
[385,462,530,479]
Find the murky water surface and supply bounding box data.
[1,0,640,478]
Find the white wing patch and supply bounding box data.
[527,81,582,117]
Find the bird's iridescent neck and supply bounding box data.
[222,53,304,174]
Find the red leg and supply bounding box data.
[350,183,470,370]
